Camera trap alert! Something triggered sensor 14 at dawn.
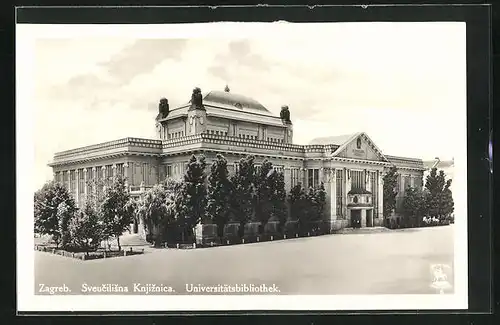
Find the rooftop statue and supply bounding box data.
[190,87,205,110]
[158,97,170,119]
[280,105,292,124]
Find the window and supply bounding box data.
[166,165,172,178]
[291,168,301,188]
[116,163,124,176]
[225,132,228,136]
[70,170,76,194]
[142,163,148,183]
[336,170,344,217]
[307,169,319,188]
[370,171,378,217]
[351,170,364,191]
[255,164,261,176]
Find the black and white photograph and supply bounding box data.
[17,18,469,312]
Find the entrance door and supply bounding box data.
[366,210,373,227]
[351,210,361,228]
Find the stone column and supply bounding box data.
[330,168,337,221]
[101,166,106,191]
[112,164,117,178]
[151,164,158,184]
[346,169,352,194]
[91,167,96,195]
[366,170,372,192]
[378,171,384,219]
[300,167,306,187]
[75,169,80,207]
[345,169,351,222]
[65,171,70,190]
[83,168,88,201]
[123,163,130,188]
[284,167,292,193]
[319,166,324,186]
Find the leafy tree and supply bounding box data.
[270,171,288,232]
[176,154,207,242]
[306,186,319,232]
[440,179,454,218]
[206,154,232,238]
[99,174,134,251]
[289,184,306,222]
[138,184,176,247]
[424,168,453,218]
[383,165,399,219]
[402,186,425,227]
[313,182,327,232]
[34,181,77,248]
[68,200,103,252]
[230,155,256,238]
[255,160,274,234]
[289,184,314,235]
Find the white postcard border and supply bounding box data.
[16,22,468,312]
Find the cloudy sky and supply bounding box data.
[23,22,466,189]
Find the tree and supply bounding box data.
[313,182,327,232]
[138,184,176,247]
[289,184,306,222]
[255,159,274,234]
[206,154,232,238]
[440,179,454,219]
[68,200,103,252]
[402,186,425,227]
[99,174,134,251]
[383,165,399,220]
[289,184,313,235]
[305,186,319,232]
[176,154,207,242]
[270,171,288,233]
[34,181,77,248]
[230,155,256,238]
[424,168,453,219]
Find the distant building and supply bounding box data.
[49,86,425,232]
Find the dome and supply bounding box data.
[202,90,271,113]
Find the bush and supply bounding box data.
[264,221,280,236]
[284,220,299,236]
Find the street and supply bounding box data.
[34,225,454,295]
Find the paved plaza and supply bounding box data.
[34,225,454,295]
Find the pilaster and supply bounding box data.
[101,166,106,190]
[366,170,372,192]
[112,164,117,178]
[283,167,292,193]
[91,167,96,195]
[65,170,70,190]
[75,169,80,206]
[83,168,88,200]
[123,163,130,188]
[378,171,384,219]
[330,168,337,221]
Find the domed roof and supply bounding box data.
[202,90,271,113]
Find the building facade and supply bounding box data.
[49,87,425,231]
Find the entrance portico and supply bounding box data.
[347,192,374,228]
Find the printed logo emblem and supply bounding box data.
[430,264,453,294]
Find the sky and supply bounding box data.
[22,22,466,189]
